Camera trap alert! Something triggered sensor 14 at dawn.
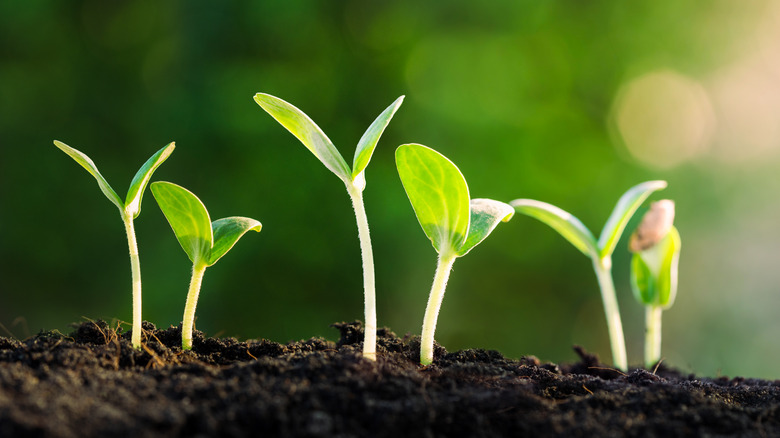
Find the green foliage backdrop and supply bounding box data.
[2,1,780,377]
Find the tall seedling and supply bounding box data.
[54,140,175,349]
[510,181,667,370]
[396,144,514,365]
[254,93,404,361]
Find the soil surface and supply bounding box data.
[0,321,778,437]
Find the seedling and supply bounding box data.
[396,144,514,365]
[628,200,681,369]
[150,181,261,350]
[254,92,404,361]
[53,140,175,349]
[510,180,667,371]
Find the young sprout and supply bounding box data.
[150,181,261,350]
[510,181,667,371]
[53,140,175,349]
[396,144,514,365]
[628,200,681,369]
[254,93,404,361]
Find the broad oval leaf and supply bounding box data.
[53,140,123,210]
[396,144,470,256]
[598,180,667,258]
[150,181,213,266]
[254,93,351,182]
[125,142,176,219]
[352,95,405,182]
[207,217,262,266]
[455,199,514,257]
[510,199,598,257]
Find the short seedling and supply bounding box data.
[254,92,404,361]
[150,181,261,350]
[510,180,667,371]
[54,140,175,349]
[628,200,681,369]
[396,144,514,365]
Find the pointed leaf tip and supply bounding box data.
[352,95,405,181]
[456,199,514,257]
[125,142,176,218]
[208,217,262,266]
[510,199,598,257]
[53,140,123,210]
[598,180,668,258]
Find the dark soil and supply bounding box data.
[1,321,778,437]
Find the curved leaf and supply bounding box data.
[150,182,212,266]
[630,225,681,308]
[456,199,514,257]
[208,217,262,266]
[254,93,351,182]
[598,180,667,258]
[396,144,470,255]
[510,199,598,257]
[125,142,175,218]
[655,226,681,308]
[352,95,405,181]
[53,140,123,210]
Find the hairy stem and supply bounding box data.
[592,256,628,371]
[645,305,663,369]
[182,262,207,350]
[420,252,457,365]
[122,214,142,349]
[347,183,378,361]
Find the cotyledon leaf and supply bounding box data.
[510,199,598,258]
[53,140,123,210]
[125,142,176,218]
[352,96,405,183]
[598,180,667,259]
[456,199,515,257]
[396,144,470,255]
[254,93,351,183]
[150,181,213,266]
[208,217,262,266]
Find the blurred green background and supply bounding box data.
[2,1,780,378]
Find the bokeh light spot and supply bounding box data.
[611,69,715,169]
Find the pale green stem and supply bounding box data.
[592,256,628,371]
[645,305,663,369]
[346,183,378,361]
[122,214,142,349]
[420,252,457,365]
[182,262,207,350]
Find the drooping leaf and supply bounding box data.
[396,144,470,255]
[456,199,514,257]
[208,217,262,266]
[598,180,667,258]
[53,140,123,210]
[125,142,176,218]
[254,93,351,182]
[352,96,405,182]
[510,199,598,257]
[150,181,213,266]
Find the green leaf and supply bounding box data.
[630,226,681,308]
[598,180,667,258]
[150,181,213,266]
[53,140,123,211]
[208,217,262,266]
[510,199,598,257]
[254,93,351,182]
[630,253,655,305]
[396,144,470,255]
[125,142,176,219]
[352,95,405,181]
[456,199,514,257]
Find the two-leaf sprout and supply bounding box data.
[396,144,514,365]
[150,181,261,350]
[254,93,404,361]
[629,200,681,369]
[510,181,667,371]
[54,140,175,349]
